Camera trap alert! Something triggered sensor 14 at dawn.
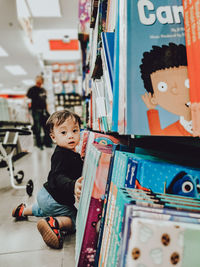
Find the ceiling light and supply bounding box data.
[0,83,3,87]
[0,46,8,57]
[5,65,27,75]
[22,79,34,86]
[27,0,61,17]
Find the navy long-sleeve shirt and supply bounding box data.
[43,146,83,206]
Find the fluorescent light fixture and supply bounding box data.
[22,79,34,86]
[16,0,31,18]
[5,65,27,75]
[27,0,61,17]
[0,46,8,57]
[0,83,3,87]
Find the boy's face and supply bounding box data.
[150,66,191,120]
[50,116,80,151]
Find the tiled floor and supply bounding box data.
[0,146,76,267]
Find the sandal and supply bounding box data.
[12,203,27,220]
[37,216,63,249]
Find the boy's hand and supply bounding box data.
[74,176,84,203]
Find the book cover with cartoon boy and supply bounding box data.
[126,0,192,136]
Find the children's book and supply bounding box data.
[183,0,200,136]
[75,132,119,265]
[119,201,200,267]
[130,153,200,198]
[106,189,161,267]
[101,32,115,91]
[95,144,134,266]
[77,144,112,267]
[75,144,101,263]
[125,217,200,267]
[125,0,192,136]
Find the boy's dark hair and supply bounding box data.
[46,109,81,133]
[140,43,187,94]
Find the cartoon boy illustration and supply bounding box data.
[140,43,192,136]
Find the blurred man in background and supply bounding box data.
[27,75,52,149]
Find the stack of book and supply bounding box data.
[81,0,200,137]
[75,131,119,267]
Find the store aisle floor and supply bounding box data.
[0,146,75,267]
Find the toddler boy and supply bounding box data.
[12,110,84,249]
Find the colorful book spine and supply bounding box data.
[105,187,162,267]
[102,32,115,89]
[98,182,118,266]
[76,144,101,262]
[76,132,119,263]
[95,144,134,266]
[77,144,112,267]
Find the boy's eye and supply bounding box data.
[73,129,78,133]
[158,82,167,92]
[61,131,66,135]
[185,78,189,88]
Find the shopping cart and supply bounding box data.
[0,125,34,196]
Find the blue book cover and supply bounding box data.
[102,32,115,89]
[125,158,139,188]
[132,155,200,198]
[126,0,192,136]
[112,151,137,187]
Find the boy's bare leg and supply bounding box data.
[56,216,73,230]
[23,205,33,216]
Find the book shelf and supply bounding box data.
[76,0,200,266]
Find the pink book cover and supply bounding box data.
[77,144,112,267]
